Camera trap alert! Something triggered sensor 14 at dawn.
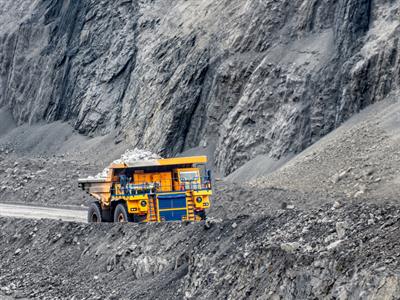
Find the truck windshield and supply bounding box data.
[179,171,199,182]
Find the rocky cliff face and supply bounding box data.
[0,0,399,175]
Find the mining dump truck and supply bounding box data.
[78,156,212,223]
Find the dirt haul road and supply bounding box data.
[0,203,86,223]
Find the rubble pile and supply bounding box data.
[0,156,98,206]
[0,202,399,299]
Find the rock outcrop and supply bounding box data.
[0,0,399,175]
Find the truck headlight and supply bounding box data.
[196,197,203,203]
[140,200,147,207]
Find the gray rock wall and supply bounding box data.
[0,0,399,175]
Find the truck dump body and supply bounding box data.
[79,156,212,223]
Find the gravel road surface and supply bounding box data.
[0,203,86,223]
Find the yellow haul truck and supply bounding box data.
[78,156,212,223]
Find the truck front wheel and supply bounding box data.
[88,202,103,223]
[114,203,134,223]
[195,210,206,220]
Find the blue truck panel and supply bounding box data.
[159,209,187,221]
[157,194,187,209]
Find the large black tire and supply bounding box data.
[114,203,134,223]
[195,210,207,221]
[101,207,113,222]
[132,214,147,223]
[88,202,103,223]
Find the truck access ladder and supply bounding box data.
[147,197,158,222]
[186,195,195,221]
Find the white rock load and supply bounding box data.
[89,148,162,179]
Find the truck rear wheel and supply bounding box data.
[88,202,103,223]
[114,203,133,223]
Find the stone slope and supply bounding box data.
[0,0,399,175]
[1,202,399,299]
[251,92,400,202]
